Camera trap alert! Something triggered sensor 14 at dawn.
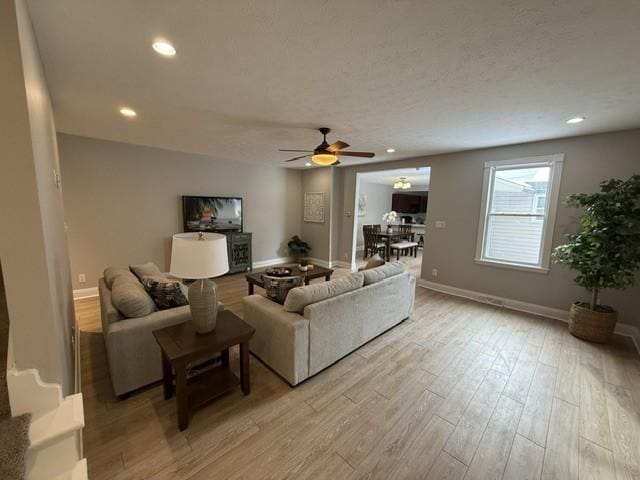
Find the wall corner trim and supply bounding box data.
[417,278,640,353]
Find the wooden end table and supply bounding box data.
[245,265,334,295]
[153,310,255,431]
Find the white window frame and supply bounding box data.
[474,154,564,273]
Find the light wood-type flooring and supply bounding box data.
[76,258,640,480]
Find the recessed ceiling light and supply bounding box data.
[566,116,585,124]
[305,162,312,167]
[119,107,137,118]
[386,148,396,153]
[152,40,176,57]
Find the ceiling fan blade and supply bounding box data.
[279,149,313,152]
[284,154,312,162]
[326,141,349,153]
[336,151,375,158]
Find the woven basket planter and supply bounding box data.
[568,302,617,343]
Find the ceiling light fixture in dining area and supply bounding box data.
[393,177,411,190]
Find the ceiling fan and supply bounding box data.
[280,127,375,166]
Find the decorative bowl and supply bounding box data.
[264,267,293,277]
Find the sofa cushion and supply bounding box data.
[361,261,405,286]
[284,272,364,313]
[358,254,385,271]
[141,276,188,310]
[130,262,164,282]
[103,266,137,289]
[262,275,304,305]
[111,275,157,318]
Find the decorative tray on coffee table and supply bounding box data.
[264,267,294,277]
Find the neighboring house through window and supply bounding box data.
[475,154,564,272]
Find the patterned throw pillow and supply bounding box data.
[262,275,304,305]
[141,276,188,310]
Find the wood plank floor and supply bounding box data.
[76,257,640,480]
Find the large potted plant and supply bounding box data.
[553,174,640,343]
[287,235,311,264]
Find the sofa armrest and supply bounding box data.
[242,295,309,385]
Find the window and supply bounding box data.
[475,154,564,272]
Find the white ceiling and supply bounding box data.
[360,167,430,188]
[26,0,640,168]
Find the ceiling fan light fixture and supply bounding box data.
[311,153,338,166]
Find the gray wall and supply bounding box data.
[300,167,335,262]
[336,129,640,328]
[355,182,393,247]
[59,134,302,289]
[0,0,74,393]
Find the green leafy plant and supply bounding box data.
[299,258,310,267]
[552,174,640,310]
[288,235,311,260]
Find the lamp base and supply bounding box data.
[187,278,218,334]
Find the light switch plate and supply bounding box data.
[435,220,446,229]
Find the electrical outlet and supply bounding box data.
[53,169,62,189]
[78,273,86,284]
[431,268,438,277]
[435,220,446,229]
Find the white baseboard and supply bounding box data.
[307,257,354,270]
[72,287,98,300]
[331,260,355,270]
[252,257,293,269]
[417,279,640,353]
[307,257,331,268]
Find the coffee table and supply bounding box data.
[153,310,255,431]
[245,265,334,295]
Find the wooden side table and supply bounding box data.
[153,310,255,431]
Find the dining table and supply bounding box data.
[375,230,415,261]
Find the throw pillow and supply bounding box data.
[358,254,385,271]
[284,272,364,314]
[361,261,405,286]
[141,276,189,310]
[111,275,157,318]
[103,266,138,289]
[262,275,304,305]
[130,262,164,282]
[0,413,30,480]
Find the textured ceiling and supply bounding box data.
[26,0,640,168]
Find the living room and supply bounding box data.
[1,1,640,480]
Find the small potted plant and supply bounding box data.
[382,211,397,233]
[553,174,640,343]
[288,235,312,264]
[299,258,310,272]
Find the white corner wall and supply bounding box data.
[0,0,74,394]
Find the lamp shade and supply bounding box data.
[170,233,229,279]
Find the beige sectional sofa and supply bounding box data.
[242,262,416,386]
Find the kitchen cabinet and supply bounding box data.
[392,193,428,213]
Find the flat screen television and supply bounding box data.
[182,196,243,233]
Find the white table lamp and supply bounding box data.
[170,232,229,333]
